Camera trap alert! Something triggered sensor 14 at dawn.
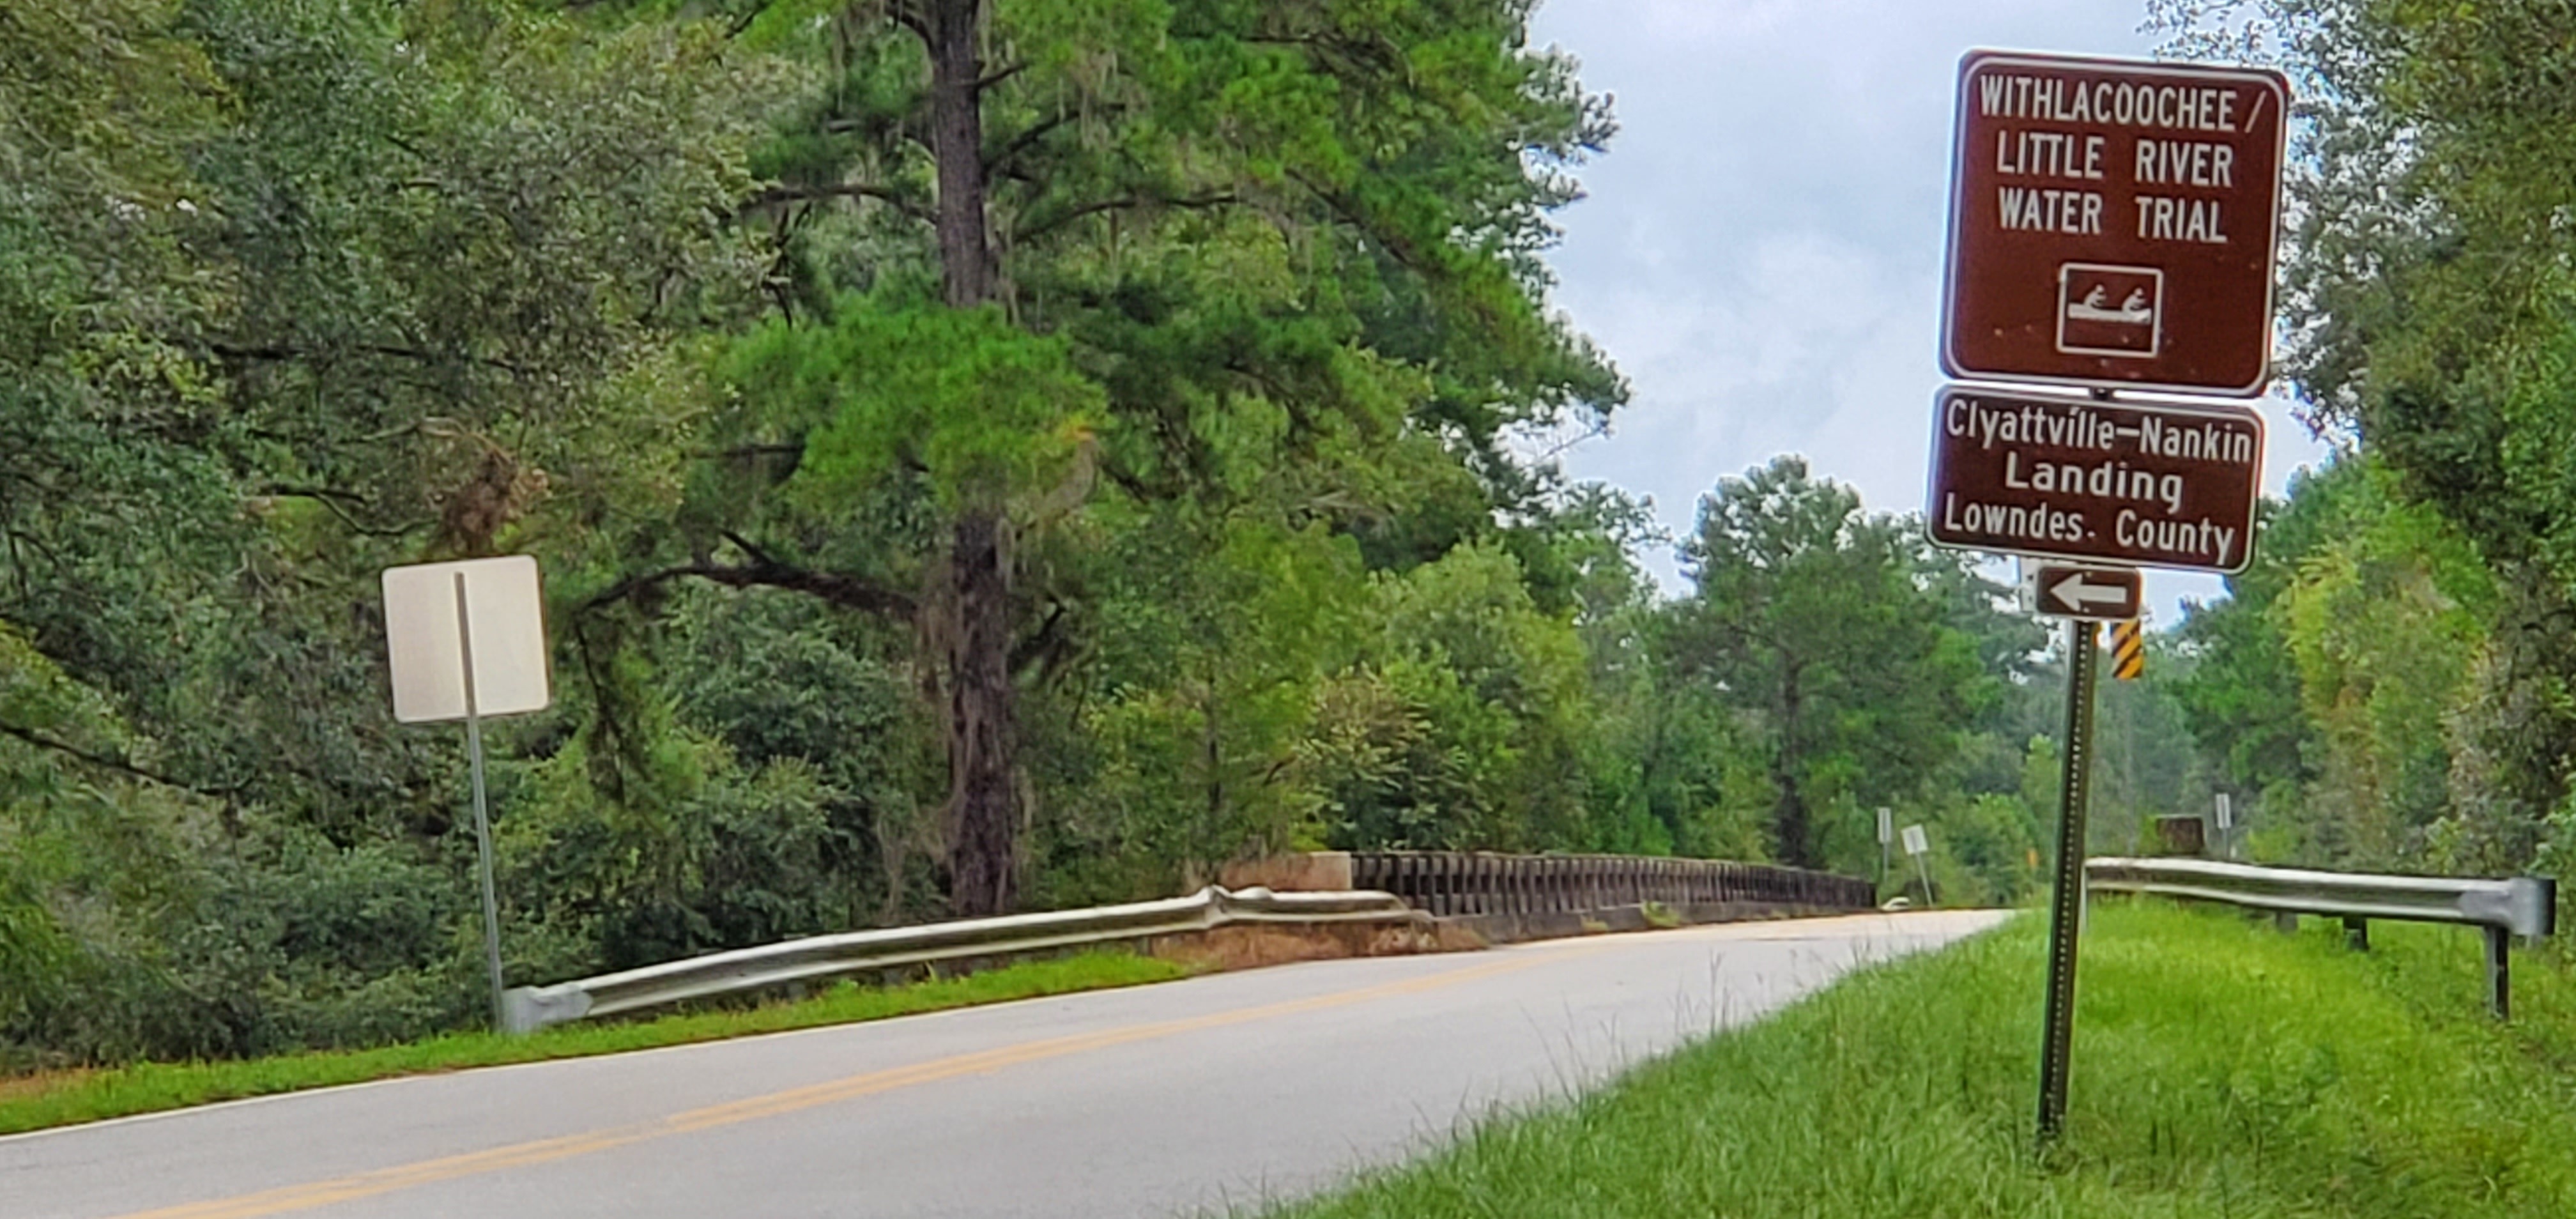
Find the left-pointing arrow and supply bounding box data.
[2050,572,2128,611]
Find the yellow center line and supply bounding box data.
[108,951,1556,1219]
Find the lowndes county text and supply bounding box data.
[1927,388,2263,573]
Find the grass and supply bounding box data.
[0,950,1188,1137]
[1270,901,2576,1218]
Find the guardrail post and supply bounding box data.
[2487,926,2511,1020]
[2343,916,2368,952]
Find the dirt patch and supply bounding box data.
[0,1068,85,1104]
[1148,919,1469,972]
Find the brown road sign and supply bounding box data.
[1926,384,2264,572]
[1943,50,2288,396]
[2029,564,2141,621]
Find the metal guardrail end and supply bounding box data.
[2509,875,2557,940]
[502,984,592,1035]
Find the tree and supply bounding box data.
[621,0,1622,912]
[1673,457,1992,870]
[0,0,1679,1067]
[2154,0,2576,877]
[1,0,820,1062]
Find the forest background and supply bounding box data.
[3,0,2568,1072]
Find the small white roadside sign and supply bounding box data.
[383,555,551,723]
[381,553,551,1032]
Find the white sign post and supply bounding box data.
[2214,792,2235,860]
[1877,806,1894,889]
[383,556,551,1031]
[1901,824,1934,907]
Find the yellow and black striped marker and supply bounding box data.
[2110,619,2145,680]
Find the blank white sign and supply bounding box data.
[1901,824,1929,856]
[383,556,551,723]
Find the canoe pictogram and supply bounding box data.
[2056,264,2162,358]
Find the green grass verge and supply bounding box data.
[1273,902,2576,1218]
[0,950,1188,1137]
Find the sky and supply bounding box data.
[1524,0,2333,624]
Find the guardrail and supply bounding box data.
[2085,856,2558,1017]
[501,885,1423,1034]
[1347,851,1874,919]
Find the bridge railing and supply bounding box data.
[505,853,1879,1034]
[1347,851,1875,919]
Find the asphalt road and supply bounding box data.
[4,910,2007,1219]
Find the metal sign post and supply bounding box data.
[2215,792,2234,860]
[1931,46,2286,1150]
[2037,619,2101,1144]
[383,556,551,1032]
[1901,824,1935,907]
[453,573,506,1032]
